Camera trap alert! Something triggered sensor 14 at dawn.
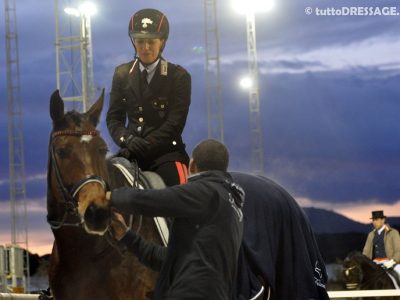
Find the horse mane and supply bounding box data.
[347,251,386,273]
[346,250,363,259]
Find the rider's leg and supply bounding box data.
[153,161,188,186]
[394,264,400,277]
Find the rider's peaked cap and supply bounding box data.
[370,210,386,219]
[128,9,169,40]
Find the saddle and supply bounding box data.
[109,156,169,246]
[386,268,400,289]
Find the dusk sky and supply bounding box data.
[1,0,400,255]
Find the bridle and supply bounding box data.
[343,264,361,289]
[47,129,108,230]
[344,259,386,290]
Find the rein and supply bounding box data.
[47,129,108,229]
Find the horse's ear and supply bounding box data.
[86,88,104,126]
[50,90,64,122]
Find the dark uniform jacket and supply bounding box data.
[106,58,191,168]
[111,171,245,300]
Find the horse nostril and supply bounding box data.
[84,203,111,232]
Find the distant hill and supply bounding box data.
[387,216,400,229]
[303,207,400,234]
[303,207,370,234]
[301,207,400,262]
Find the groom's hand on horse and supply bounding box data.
[110,210,129,241]
[126,135,150,158]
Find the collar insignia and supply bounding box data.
[160,60,168,76]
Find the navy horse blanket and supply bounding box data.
[232,172,330,300]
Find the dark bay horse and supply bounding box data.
[342,251,398,300]
[46,90,329,300]
[47,90,162,300]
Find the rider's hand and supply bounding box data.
[117,147,131,159]
[383,259,396,269]
[110,211,129,241]
[126,135,150,158]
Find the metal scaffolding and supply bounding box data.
[245,12,264,174]
[54,0,96,112]
[3,0,30,292]
[204,0,224,142]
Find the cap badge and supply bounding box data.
[141,18,153,29]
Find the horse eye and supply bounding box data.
[98,147,108,156]
[56,148,70,159]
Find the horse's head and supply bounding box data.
[342,251,393,291]
[48,90,111,235]
[342,252,363,289]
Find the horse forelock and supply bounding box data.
[53,110,96,131]
[68,111,83,126]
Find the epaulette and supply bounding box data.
[175,64,188,74]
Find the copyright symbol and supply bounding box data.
[305,7,313,15]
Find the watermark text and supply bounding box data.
[305,6,400,16]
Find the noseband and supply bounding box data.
[344,265,360,289]
[48,129,108,229]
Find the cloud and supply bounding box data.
[0,198,53,255]
[0,173,46,186]
[260,37,400,74]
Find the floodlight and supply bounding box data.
[239,76,253,89]
[79,1,97,16]
[232,0,275,15]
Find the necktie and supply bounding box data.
[142,69,148,87]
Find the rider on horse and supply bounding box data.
[106,8,191,187]
[362,210,400,277]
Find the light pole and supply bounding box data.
[233,0,274,175]
[64,2,97,112]
[60,1,97,112]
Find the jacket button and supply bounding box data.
[122,98,126,102]
[139,117,144,122]
[161,104,165,108]
[137,126,142,132]
[139,106,143,111]
[172,141,177,146]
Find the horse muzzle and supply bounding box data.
[83,203,111,235]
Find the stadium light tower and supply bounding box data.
[55,0,97,112]
[204,0,224,142]
[233,0,274,175]
[4,0,30,292]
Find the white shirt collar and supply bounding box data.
[139,59,160,83]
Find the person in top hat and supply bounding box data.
[107,8,191,186]
[362,210,400,274]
